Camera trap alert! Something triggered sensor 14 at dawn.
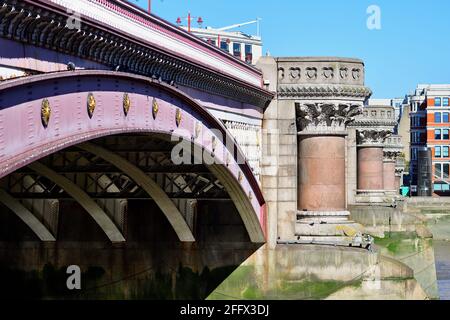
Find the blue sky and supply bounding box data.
[132,0,450,98]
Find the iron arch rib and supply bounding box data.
[27,162,126,243]
[78,142,195,242]
[208,165,265,243]
[0,189,56,242]
[0,70,266,244]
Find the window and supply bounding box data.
[444,129,450,140]
[220,40,229,52]
[435,112,442,123]
[435,97,442,107]
[413,148,418,160]
[444,113,450,123]
[233,43,241,58]
[435,163,442,178]
[436,146,442,158]
[444,164,450,179]
[434,183,443,191]
[244,44,253,64]
[435,129,442,140]
[444,146,449,157]
[444,98,449,107]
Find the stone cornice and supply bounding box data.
[349,119,398,128]
[296,103,363,134]
[0,0,273,108]
[350,105,397,128]
[278,84,372,99]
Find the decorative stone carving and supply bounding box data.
[278,84,372,99]
[306,67,317,80]
[322,67,334,79]
[351,106,398,128]
[357,129,392,146]
[339,67,348,79]
[395,168,405,176]
[384,151,402,161]
[277,58,366,87]
[278,67,285,80]
[289,67,301,80]
[296,103,363,132]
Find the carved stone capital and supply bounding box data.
[296,103,363,134]
[357,129,392,146]
[384,150,402,161]
[395,168,405,176]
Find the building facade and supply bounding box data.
[181,26,263,65]
[409,85,450,196]
[369,97,408,124]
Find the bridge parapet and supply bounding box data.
[0,0,272,108]
[276,57,371,100]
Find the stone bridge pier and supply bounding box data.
[356,129,391,197]
[296,103,365,243]
[258,57,372,245]
[348,106,403,204]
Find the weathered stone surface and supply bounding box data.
[383,160,397,192]
[298,136,346,211]
[208,244,428,300]
[358,147,384,191]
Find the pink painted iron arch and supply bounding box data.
[0,70,266,243]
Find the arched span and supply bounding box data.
[0,70,266,243]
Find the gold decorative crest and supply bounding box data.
[195,122,201,139]
[238,172,243,183]
[175,108,182,127]
[123,93,131,116]
[87,93,96,118]
[211,136,217,151]
[152,98,159,119]
[248,191,253,201]
[41,99,51,128]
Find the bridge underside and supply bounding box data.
[0,133,261,299]
[0,70,267,299]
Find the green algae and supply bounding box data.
[208,266,364,301]
[374,232,420,255]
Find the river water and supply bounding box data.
[427,214,450,300]
[426,212,450,300]
[433,241,450,300]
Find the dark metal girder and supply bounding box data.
[9,192,230,201]
[14,164,211,175]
